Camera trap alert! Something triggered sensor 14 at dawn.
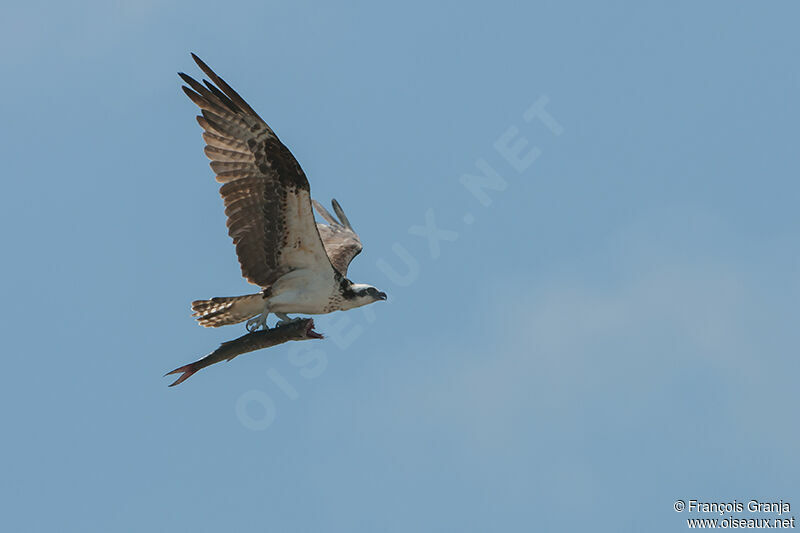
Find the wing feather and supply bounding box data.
[313,199,363,275]
[203,146,250,162]
[181,55,336,287]
[209,161,259,174]
[191,53,261,118]
[312,200,338,225]
[331,199,353,230]
[202,131,248,153]
[202,79,244,114]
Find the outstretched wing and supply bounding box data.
[180,54,336,287]
[313,199,363,275]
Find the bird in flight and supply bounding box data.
[179,54,387,332]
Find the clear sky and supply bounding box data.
[2,1,799,531]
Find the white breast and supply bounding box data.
[266,268,339,314]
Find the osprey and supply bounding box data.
[179,54,387,332]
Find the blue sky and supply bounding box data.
[2,1,799,531]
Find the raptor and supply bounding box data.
[180,54,386,332]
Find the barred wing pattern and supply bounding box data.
[313,199,363,276]
[180,54,335,288]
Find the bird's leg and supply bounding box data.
[246,305,270,332]
[245,314,267,332]
[275,312,299,327]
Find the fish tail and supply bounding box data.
[165,363,199,387]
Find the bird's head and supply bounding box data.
[342,282,387,309]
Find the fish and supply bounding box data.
[166,318,323,386]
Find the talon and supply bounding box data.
[275,313,300,327]
[276,316,302,327]
[246,314,268,332]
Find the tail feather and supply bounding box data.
[191,293,263,327]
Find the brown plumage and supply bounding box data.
[190,294,264,328]
[179,54,334,289]
[190,199,364,328]
[179,55,385,334]
[313,199,363,275]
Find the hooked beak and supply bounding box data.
[377,291,387,301]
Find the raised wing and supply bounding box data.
[313,199,363,275]
[180,54,336,287]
